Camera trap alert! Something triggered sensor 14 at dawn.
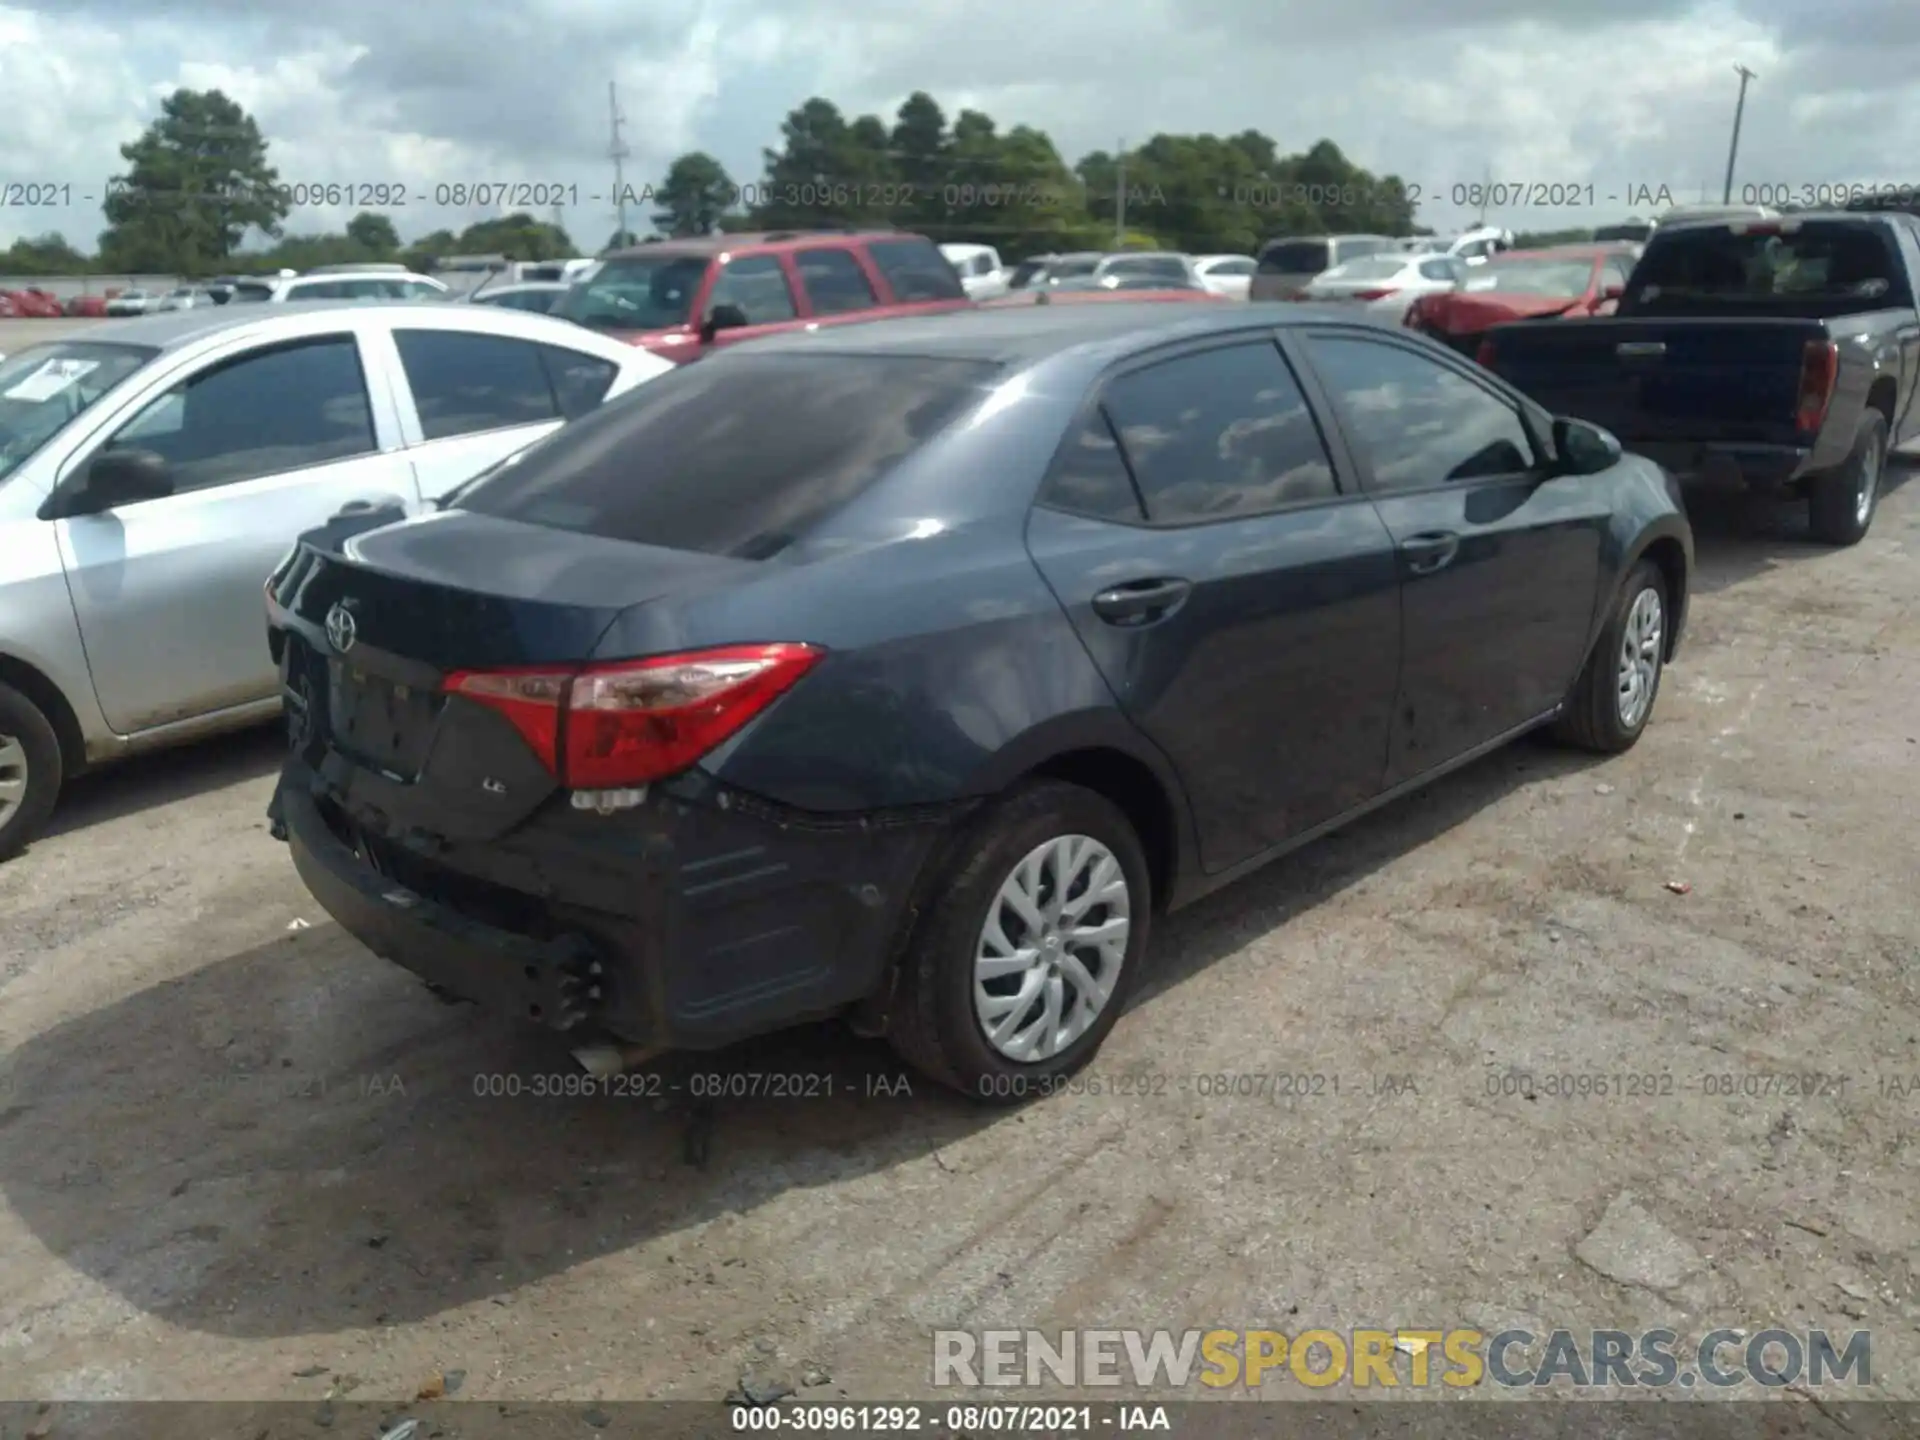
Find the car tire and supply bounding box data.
[885,780,1151,1103]
[1807,410,1886,547]
[1552,559,1668,755]
[0,681,63,863]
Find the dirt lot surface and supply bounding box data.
[2,394,1918,1415]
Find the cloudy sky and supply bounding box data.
[2,0,1916,255]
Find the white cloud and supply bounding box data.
[3,0,1919,254]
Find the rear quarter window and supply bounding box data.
[866,239,968,301]
[454,353,1000,557]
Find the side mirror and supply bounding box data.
[1552,416,1622,476]
[698,303,750,343]
[67,448,174,515]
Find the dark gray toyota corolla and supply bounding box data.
[265,303,1692,1099]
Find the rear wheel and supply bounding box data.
[1553,560,1668,754]
[886,781,1150,1101]
[0,681,63,863]
[1807,410,1886,546]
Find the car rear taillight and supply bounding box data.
[1796,340,1839,432]
[1475,338,1497,369]
[1351,288,1394,301]
[444,644,823,789]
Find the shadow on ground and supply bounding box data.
[0,732,1599,1338]
[39,722,284,843]
[1685,457,1914,597]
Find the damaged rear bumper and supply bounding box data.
[272,761,958,1053]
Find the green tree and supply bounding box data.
[400,228,459,271]
[651,152,739,237]
[1,233,91,274]
[606,229,639,251]
[345,211,400,255]
[98,89,288,274]
[750,97,899,230]
[889,92,949,231]
[454,213,574,259]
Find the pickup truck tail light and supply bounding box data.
[444,643,825,789]
[1795,340,1839,432]
[1349,288,1395,301]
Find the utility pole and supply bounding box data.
[608,80,631,245]
[1723,64,1756,205]
[1114,139,1127,247]
[1478,161,1491,226]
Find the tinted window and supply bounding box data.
[1102,343,1338,522]
[227,282,273,303]
[1039,412,1145,522]
[538,345,619,420]
[558,253,710,330]
[794,249,878,315]
[1259,240,1329,274]
[1049,256,1099,280]
[706,254,796,324]
[394,330,558,440]
[456,354,998,557]
[867,238,968,301]
[1008,260,1047,289]
[285,280,346,300]
[1103,256,1188,280]
[97,336,375,493]
[1207,257,1255,276]
[1627,221,1906,310]
[1303,334,1535,492]
[1418,259,1457,282]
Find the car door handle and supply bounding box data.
[1615,341,1666,357]
[1091,577,1192,626]
[1401,530,1461,575]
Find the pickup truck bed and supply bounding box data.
[1479,213,1920,544]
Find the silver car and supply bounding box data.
[0,302,672,858]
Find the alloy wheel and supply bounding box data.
[0,734,27,830]
[972,834,1131,1062]
[1856,430,1883,528]
[1615,587,1664,730]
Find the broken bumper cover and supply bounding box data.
[271,760,957,1054]
[280,780,605,1030]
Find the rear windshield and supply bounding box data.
[1048,256,1099,280]
[1464,257,1596,295]
[1258,240,1329,274]
[556,253,711,331]
[454,354,1003,557]
[1624,222,1910,314]
[1101,255,1187,280]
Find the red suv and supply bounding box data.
[555,230,973,361]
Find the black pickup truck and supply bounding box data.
[1477,211,1920,544]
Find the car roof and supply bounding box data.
[60,299,583,351]
[282,269,437,282]
[724,302,1321,366]
[602,230,925,261]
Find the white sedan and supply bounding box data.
[0,301,672,858]
[1192,254,1256,299]
[1300,252,1466,322]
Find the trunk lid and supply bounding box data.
[272,510,758,840]
[1478,316,1827,446]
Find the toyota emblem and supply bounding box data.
[325,602,357,653]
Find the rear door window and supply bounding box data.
[705,254,797,324]
[394,329,559,439]
[867,238,969,301]
[1101,342,1340,521]
[537,344,619,419]
[795,249,879,315]
[455,354,999,557]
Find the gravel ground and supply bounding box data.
[0,369,1916,1416]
